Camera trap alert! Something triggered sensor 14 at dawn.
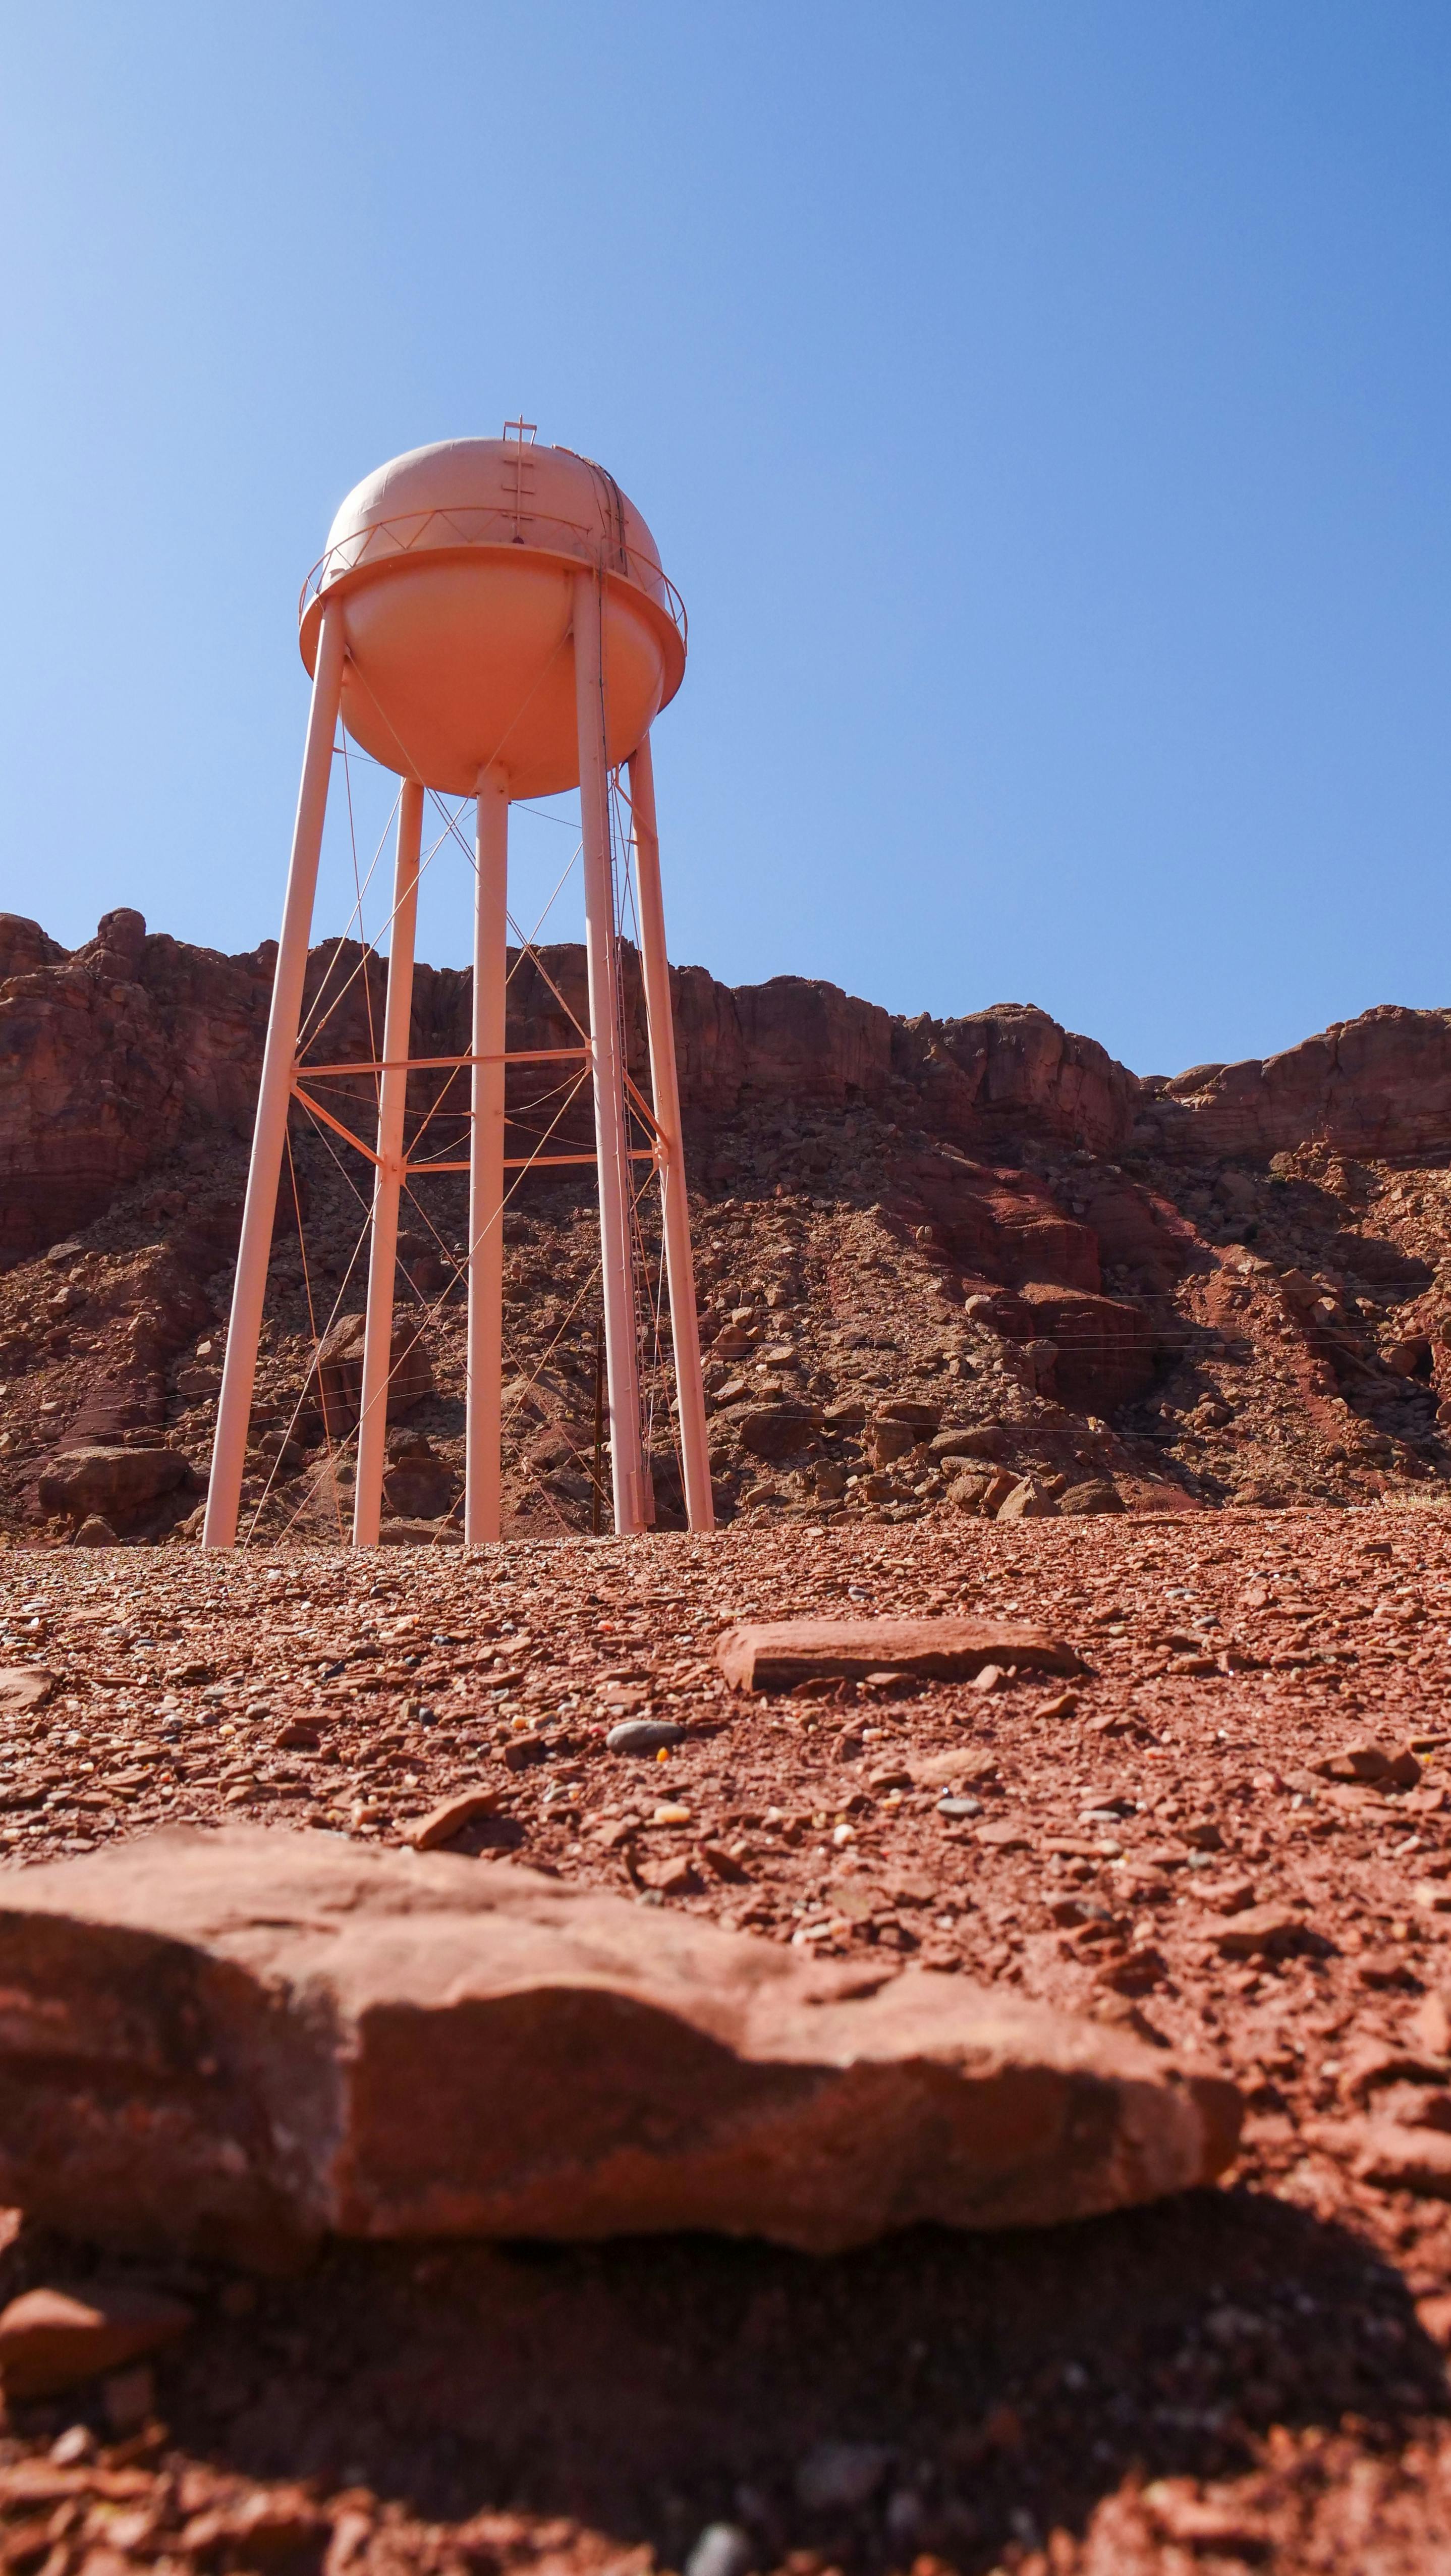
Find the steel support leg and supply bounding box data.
[628,733,714,1533]
[353,779,423,1547]
[204,605,345,1548]
[466,765,509,1544]
[573,570,646,1534]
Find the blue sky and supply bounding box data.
[2,2,1447,1077]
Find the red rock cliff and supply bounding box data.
[3,904,1448,1266]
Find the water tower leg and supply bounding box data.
[573,571,647,1536]
[353,780,423,1548]
[466,765,509,1544]
[628,735,714,1534]
[204,604,346,1549]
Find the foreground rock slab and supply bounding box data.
[0,1828,1238,2269]
[715,1617,1086,1692]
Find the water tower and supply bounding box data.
[202,425,714,1548]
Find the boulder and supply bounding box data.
[0,1829,1240,2269]
[716,1617,1085,1692]
[72,1515,119,1546]
[737,1402,818,1463]
[868,1400,943,1467]
[36,1446,192,1524]
[1057,1479,1125,1516]
[873,1398,943,1435]
[821,1398,866,1429]
[1015,1285,1157,1412]
[382,1454,457,1521]
[931,1424,1007,1461]
[309,1312,433,1434]
[711,1324,755,1360]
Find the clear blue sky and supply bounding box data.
[3,3,1448,1078]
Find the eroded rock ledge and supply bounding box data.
[5,904,1450,1265]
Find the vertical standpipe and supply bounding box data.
[573,570,648,1534]
[353,779,424,1547]
[204,604,346,1549]
[466,765,509,1543]
[628,735,714,1533]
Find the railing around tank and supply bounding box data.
[298,504,686,649]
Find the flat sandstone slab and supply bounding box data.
[715,1617,1086,1691]
[0,1828,1238,2270]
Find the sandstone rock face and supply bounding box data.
[9,904,1451,1276]
[1137,1005,1451,1162]
[889,1152,1103,1293]
[728,976,892,1113]
[0,1828,1240,2269]
[12,900,1451,1540]
[892,1005,1139,1155]
[0,912,276,1266]
[14,906,1451,1278]
[0,917,900,1265]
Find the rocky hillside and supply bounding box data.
[3,906,1451,1546]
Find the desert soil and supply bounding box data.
[5,1510,1451,2569]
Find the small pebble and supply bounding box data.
[607,1720,688,1756]
[684,2527,754,2576]
[795,2440,894,2511]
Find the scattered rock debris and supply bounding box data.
[0,1516,1445,2562]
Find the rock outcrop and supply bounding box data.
[7,899,1451,1538]
[1136,1006,1451,1163]
[6,905,1451,1271]
[0,1828,1241,2269]
[0,923,900,1268]
[891,1004,1138,1155]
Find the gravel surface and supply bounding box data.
[3,1511,1451,2568]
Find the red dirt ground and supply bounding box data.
[5,1508,1451,2571]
